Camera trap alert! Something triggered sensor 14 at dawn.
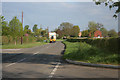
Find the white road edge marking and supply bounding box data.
[5,52,39,68]
[48,62,61,79]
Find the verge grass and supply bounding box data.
[63,41,118,65]
[2,42,47,49]
[56,39,64,41]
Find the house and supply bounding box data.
[89,30,102,38]
[24,33,29,36]
[78,32,82,37]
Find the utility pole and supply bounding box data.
[47,26,49,40]
[21,11,23,45]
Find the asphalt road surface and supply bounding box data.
[2,41,119,80]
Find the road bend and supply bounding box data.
[2,41,119,79]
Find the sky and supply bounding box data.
[1,0,119,2]
[1,2,118,32]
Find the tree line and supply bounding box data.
[54,21,118,38]
[82,21,118,38]
[1,16,49,45]
[1,16,118,45]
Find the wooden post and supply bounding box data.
[21,11,23,45]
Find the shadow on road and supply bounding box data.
[2,53,63,65]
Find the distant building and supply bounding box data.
[89,30,102,38]
[24,33,29,36]
[78,32,82,37]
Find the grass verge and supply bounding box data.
[56,39,64,41]
[2,42,47,49]
[63,41,118,65]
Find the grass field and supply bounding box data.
[63,41,118,65]
[2,42,47,49]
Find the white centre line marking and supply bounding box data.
[5,58,26,68]
[48,62,61,79]
[5,52,39,68]
[33,52,39,55]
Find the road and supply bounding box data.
[2,41,119,80]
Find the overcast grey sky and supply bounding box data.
[2,2,118,32]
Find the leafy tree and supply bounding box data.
[55,29,63,39]
[118,31,120,37]
[9,16,23,45]
[2,21,10,36]
[71,25,80,37]
[100,27,108,37]
[0,16,10,36]
[41,30,46,37]
[19,23,23,37]
[33,24,38,32]
[96,23,103,30]
[0,16,2,36]
[24,25,29,30]
[88,21,104,37]
[88,21,98,37]
[108,29,118,37]
[93,0,120,18]
[24,25,29,34]
[27,29,32,34]
[35,29,42,37]
[88,21,97,32]
[59,22,73,36]
[82,30,89,37]
[44,28,49,38]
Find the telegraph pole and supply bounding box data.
[22,11,23,26]
[21,11,23,44]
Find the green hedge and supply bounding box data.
[66,38,119,54]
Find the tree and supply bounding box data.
[96,23,103,30]
[24,25,29,34]
[41,30,46,37]
[108,29,118,37]
[9,16,23,45]
[55,29,64,39]
[88,21,97,32]
[0,16,2,36]
[88,21,104,37]
[93,0,120,18]
[59,22,73,36]
[2,21,10,36]
[100,27,108,37]
[27,29,32,34]
[35,29,42,37]
[82,30,89,37]
[118,31,120,37]
[71,25,80,37]
[1,16,10,36]
[88,21,98,37]
[33,24,38,32]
